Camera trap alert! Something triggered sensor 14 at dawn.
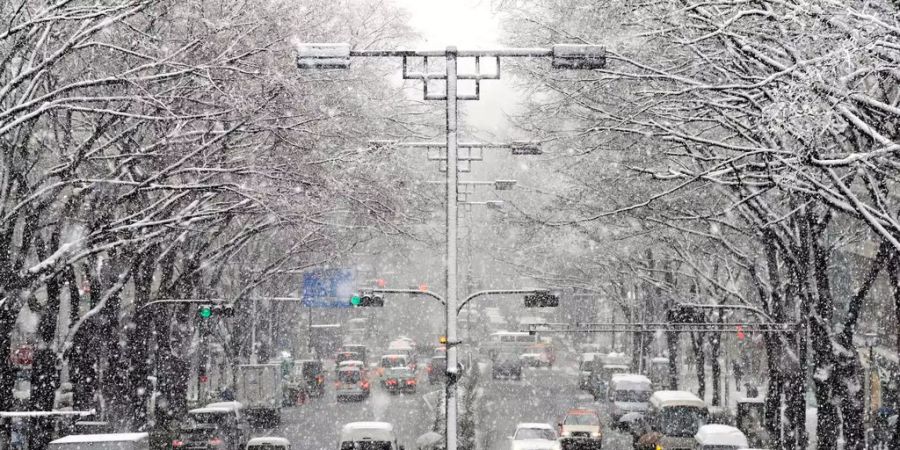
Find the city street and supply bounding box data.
[270,373,439,449]
[481,355,632,450]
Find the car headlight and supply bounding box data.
[560,431,572,437]
[591,432,602,438]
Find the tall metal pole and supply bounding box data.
[445,46,460,450]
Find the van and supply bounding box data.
[337,422,404,450]
[49,433,149,450]
[637,391,709,450]
[607,374,653,425]
[588,363,630,400]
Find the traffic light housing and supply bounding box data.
[524,292,559,307]
[197,304,235,318]
[350,292,384,307]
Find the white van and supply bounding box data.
[337,422,404,450]
[640,391,709,450]
[694,424,749,450]
[246,437,290,450]
[49,433,149,450]
[607,374,653,423]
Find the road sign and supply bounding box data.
[302,269,354,308]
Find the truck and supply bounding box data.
[235,364,283,426]
[309,323,342,357]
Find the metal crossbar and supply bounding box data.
[524,322,796,334]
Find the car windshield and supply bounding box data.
[339,442,391,450]
[658,407,708,437]
[338,370,360,383]
[564,413,600,425]
[337,352,359,363]
[515,428,557,440]
[611,390,652,402]
[247,445,288,450]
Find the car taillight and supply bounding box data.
[316,375,324,383]
[208,438,223,447]
[361,381,370,389]
[335,381,341,388]
[387,379,397,385]
[172,440,184,448]
[406,379,416,385]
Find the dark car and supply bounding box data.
[175,403,249,450]
[290,359,325,398]
[383,367,417,394]
[492,352,522,380]
[428,355,447,385]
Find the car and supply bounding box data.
[335,367,370,402]
[376,354,410,379]
[509,423,561,450]
[338,360,367,376]
[335,351,361,370]
[693,424,749,450]
[492,351,523,380]
[606,374,652,426]
[519,352,544,368]
[577,353,600,390]
[427,355,447,384]
[383,367,417,394]
[288,359,325,399]
[176,402,249,450]
[50,433,149,450]
[558,409,602,449]
[340,344,368,363]
[245,437,289,450]
[338,422,404,450]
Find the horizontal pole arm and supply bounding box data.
[525,322,798,334]
[457,288,549,315]
[351,48,553,58]
[373,288,446,306]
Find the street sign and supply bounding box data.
[302,269,354,308]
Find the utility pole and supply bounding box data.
[296,42,604,450]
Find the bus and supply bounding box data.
[484,331,540,360]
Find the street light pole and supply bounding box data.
[444,46,461,450]
[296,43,605,450]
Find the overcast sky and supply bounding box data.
[389,0,522,141]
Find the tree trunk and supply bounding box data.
[28,271,62,450]
[692,332,706,400]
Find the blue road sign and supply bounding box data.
[302,269,354,308]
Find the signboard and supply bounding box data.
[302,269,354,308]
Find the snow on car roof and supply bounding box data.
[694,424,749,447]
[51,433,149,444]
[610,374,652,389]
[247,437,290,446]
[204,401,242,410]
[650,390,706,408]
[188,407,233,414]
[516,422,554,430]
[343,421,394,431]
[339,360,364,366]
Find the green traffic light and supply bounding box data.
[350,295,361,306]
[199,306,212,318]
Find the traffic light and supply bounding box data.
[197,304,235,318]
[349,292,384,307]
[524,292,559,307]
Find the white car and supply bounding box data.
[509,423,561,450]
